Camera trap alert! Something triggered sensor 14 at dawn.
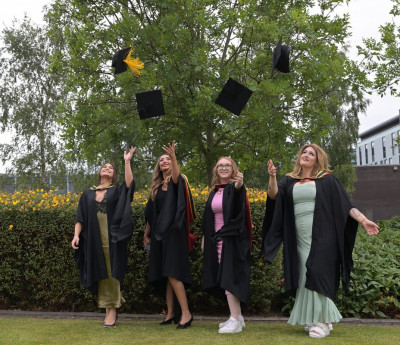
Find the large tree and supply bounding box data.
[46,0,367,185]
[358,0,400,98]
[0,17,66,189]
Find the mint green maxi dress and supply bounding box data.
[288,184,342,325]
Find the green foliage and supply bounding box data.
[358,0,400,97]
[0,198,282,315]
[0,17,66,189]
[336,216,400,318]
[45,0,368,185]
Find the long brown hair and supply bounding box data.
[97,162,118,185]
[211,157,239,186]
[288,144,331,178]
[150,154,172,200]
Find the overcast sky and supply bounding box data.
[0,0,399,171]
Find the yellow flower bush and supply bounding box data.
[0,186,268,211]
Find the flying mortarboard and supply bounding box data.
[135,90,165,119]
[271,36,290,74]
[112,47,144,76]
[215,78,253,116]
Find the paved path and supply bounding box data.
[0,310,399,326]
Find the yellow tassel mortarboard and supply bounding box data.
[112,46,144,76]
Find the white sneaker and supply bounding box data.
[218,317,242,334]
[219,315,245,328]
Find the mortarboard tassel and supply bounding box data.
[123,47,144,76]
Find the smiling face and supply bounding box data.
[216,158,234,182]
[158,154,171,172]
[97,162,118,185]
[299,146,317,170]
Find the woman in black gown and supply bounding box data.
[72,147,136,327]
[144,142,195,329]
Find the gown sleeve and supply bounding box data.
[262,176,289,264]
[110,180,136,243]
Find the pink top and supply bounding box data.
[211,188,224,263]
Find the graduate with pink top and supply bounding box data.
[201,157,252,334]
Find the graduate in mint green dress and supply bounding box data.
[262,144,379,339]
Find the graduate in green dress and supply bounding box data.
[72,147,136,327]
[262,144,379,339]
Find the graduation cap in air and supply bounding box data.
[112,47,144,76]
[215,78,253,116]
[135,90,165,119]
[271,36,290,74]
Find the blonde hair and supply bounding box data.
[150,154,172,200]
[211,157,239,186]
[288,144,331,178]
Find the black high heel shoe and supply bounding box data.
[103,312,118,328]
[160,315,179,325]
[176,315,193,329]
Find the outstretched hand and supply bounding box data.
[124,146,136,161]
[162,141,176,160]
[362,219,380,236]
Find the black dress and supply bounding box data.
[74,181,135,294]
[145,176,192,296]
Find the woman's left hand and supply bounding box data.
[162,141,176,160]
[362,219,380,235]
[124,146,136,161]
[233,171,244,189]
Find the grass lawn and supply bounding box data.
[0,318,398,345]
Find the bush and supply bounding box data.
[1,189,398,318]
[0,188,282,315]
[336,217,400,318]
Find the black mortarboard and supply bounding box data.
[271,36,290,74]
[135,90,165,119]
[112,47,131,74]
[112,47,144,75]
[215,78,253,116]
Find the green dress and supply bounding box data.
[288,184,342,325]
[96,197,124,308]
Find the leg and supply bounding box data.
[105,307,117,325]
[165,279,175,320]
[168,277,191,324]
[226,294,241,320]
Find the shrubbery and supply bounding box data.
[0,189,399,318]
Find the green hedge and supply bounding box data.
[1,201,399,318]
[0,200,282,315]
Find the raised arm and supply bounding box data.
[349,208,379,235]
[163,141,180,184]
[124,146,136,188]
[267,159,279,200]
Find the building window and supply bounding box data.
[382,137,386,158]
[389,158,393,164]
[392,132,396,155]
[384,159,387,164]
[371,141,375,162]
[365,144,369,164]
[359,147,362,165]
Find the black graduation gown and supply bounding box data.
[262,174,358,300]
[145,175,192,296]
[201,183,251,303]
[74,181,135,294]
